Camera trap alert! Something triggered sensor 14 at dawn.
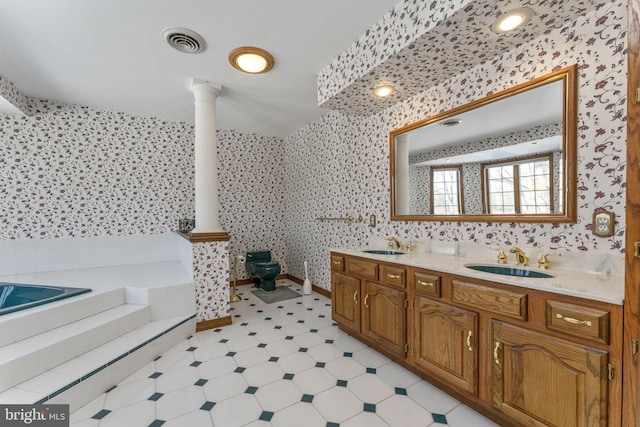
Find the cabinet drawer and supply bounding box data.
[331,255,344,271]
[546,300,610,344]
[413,272,441,297]
[381,265,406,288]
[346,258,378,280]
[451,280,527,320]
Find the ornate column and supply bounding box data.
[190,78,226,236]
[186,78,231,331]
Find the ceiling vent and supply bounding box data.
[162,27,206,54]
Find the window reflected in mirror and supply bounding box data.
[431,166,463,215]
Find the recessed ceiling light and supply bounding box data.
[491,8,534,33]
[229,47,274,74]
[373,84,395,98]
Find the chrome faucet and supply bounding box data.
[510,247,529,266]
[387,237,404,250]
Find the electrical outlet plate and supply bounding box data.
[592,209,615,238]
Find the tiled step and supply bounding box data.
[0,288,125,347]
[0,303,151,393]
[0,314,196,411]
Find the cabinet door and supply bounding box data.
[362,281,406,357]
[492,321,608,427]
[412,296,478,394]
[331,272,360,332]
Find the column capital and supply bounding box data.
[190,78,222,98]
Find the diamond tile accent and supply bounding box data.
[366,368,376,374]
[226,352,236,357]
[249,332,257,336]
[149,420,165,427]
[269,357,279,362]
[344,352,353,357]
[327,423,339,427]
[258,343,267,348]
[299,347,308,352]
[274,325,283,329]
[235,367,246,373]
[301,394,314,403]
[364,403,376,413]
[395,387,407,395]
[92,409,111,420]
[336,380,347,387]
[245,386,258,394]
[241,323,249,326]
[195,379,208,386]
[190,361,202,367]
[283,373,295,380]
[285,336,294,340]
[316,362,326,368]
[433,413,448,424]
[148,392,164,401]
[186,347,197,351]
[220,339,229,343]
[325,340,334,344]
[200,401,216,411]
[260,411,274,421]
[310,329,318,333]
[297,320,305,323]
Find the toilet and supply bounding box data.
[246,251,281,291]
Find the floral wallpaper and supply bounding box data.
[192,241,230,321]
[0,98,195,239]
[318,0,603,115]
[286,0,627,290]
[217,130,287,280]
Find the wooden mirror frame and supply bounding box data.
[390,65,577,223]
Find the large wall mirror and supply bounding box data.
[390,65,577,223]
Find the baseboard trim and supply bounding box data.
[196,316,232,332]
[286,274,331,298]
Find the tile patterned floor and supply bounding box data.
[70,279,499,427]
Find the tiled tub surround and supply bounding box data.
[0,233,187,277]
[0,263,198,411]
[284,0,627,290]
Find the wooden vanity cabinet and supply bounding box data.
[330,253,407,359]
[331,253,622,427]
[362,281,406,357]
[492,321,608,427]
[412,295,478,394]
[331,271,360,332]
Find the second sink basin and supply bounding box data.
[362,249,405,255]
[465,264,554,279]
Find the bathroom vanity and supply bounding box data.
[330,249,623,427]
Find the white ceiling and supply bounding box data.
[0,0,400,137]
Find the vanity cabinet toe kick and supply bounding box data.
[330,252,622,427]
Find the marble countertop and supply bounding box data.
[331,247,624,305]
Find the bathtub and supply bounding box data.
[0,283,92,316]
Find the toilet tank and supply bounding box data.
[246,251,272,273]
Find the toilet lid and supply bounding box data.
[255,261,279,267]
